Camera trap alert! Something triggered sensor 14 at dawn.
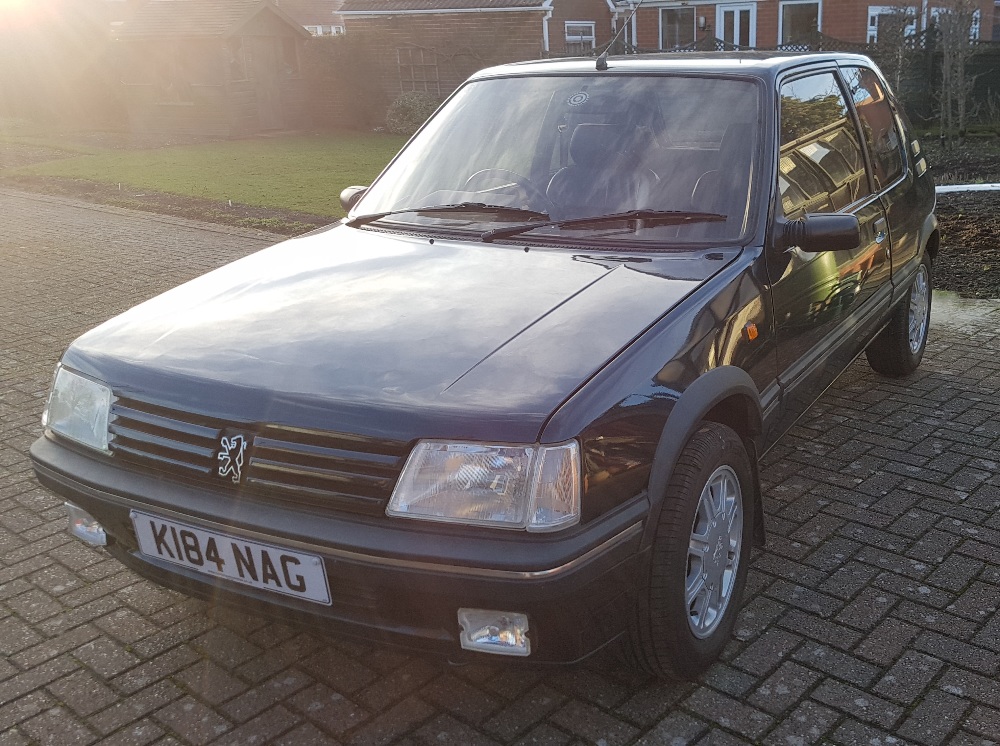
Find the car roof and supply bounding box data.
[470,52,876,83]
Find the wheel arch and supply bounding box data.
[644,366,766,551]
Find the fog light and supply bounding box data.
[65,503,107,546]
[458,609,531,657]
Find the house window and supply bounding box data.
[304,25,322,35]
[866,6,917,43]
[331,25,345,35]
[661,8,696,49]
[565,22,596,54]
[780,1,820,44]
[929,6,982,39]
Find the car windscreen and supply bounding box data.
[354,74,762,246]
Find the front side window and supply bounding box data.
[779,72,871,218]
[355,75,762,246]
[841,66,905,188]
[780,1,820,44]
[661,8,696,49]
[565,22,596,54]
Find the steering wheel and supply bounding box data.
[464,168,552,210]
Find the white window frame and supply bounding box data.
[716,3,757,48]
[565,21,597,51]
[305,25,323,36]
[928,5,982,39]
[331,25,346,35]
[866,5,918,43]
[778,0,822,44]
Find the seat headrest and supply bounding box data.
[569,124,624,169]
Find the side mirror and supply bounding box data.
[340,186,368,212]
[779,213,860,253]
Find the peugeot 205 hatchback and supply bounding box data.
[32,53,936,679]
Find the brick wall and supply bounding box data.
[345,11,546,100]
[547,0,614,54]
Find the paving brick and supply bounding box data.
[89,681,184,736]
[896,689,970,746]
[776,609,862,651]
[20,707,97,746]
[483,684,568,741]
[46,668,119,717]
[343,696,435,746]
[792,642,880,687]
[631,712,706,745]
[830,718,916,746]
[748,661,821,715]
[811,679,903,729]
[761,700,839,746]
[412,714,502,745]
[912,631,1000,675]
[93,720,164,746]
[683,688,772,740]
[854,617,921,666]
[732,628,801,676]
[547,700,639,746]
[173,660,248,706]
[872,651,945,705]
[286,683,369,736]
[152,696,231,745]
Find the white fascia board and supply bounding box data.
[342,6,548,15]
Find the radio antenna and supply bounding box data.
[596,0,645,71]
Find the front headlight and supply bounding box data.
[387,440,580,532]
[42,366,113,453]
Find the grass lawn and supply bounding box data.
[9,132,408,217]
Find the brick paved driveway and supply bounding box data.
[2,188,1000,746]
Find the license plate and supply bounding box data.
[131,511,331,605]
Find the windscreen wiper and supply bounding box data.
[480,209,728,243]
[345,202,550,228]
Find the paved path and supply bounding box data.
[2,187,1000,746]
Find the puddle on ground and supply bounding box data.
[931,289,1000,330]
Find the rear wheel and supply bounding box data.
[866,255,932,377]
[628,422,754,680]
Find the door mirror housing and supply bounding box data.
[779,213,860,253]
[340,186,368,212]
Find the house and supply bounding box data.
[115,0,311,136]
[339,0,621,97]
[630,1,995,51]
[276,0,347,35]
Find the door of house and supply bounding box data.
[716,3,756,47]
[249,36,283,130]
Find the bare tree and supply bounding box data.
[933,0,980,146]
[873,4,918,95]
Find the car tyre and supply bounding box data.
[866,255,932,377]
[627,422,754,680]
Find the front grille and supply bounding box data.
[109,396,407,515]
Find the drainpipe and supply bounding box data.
[543,9,551,53]
[629,1,637,49]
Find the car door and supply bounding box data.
[838,64,928,291]
[766,69,893,434]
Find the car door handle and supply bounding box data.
[873,217,888,244]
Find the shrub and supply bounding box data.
[385,92,441,135]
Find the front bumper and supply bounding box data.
[31,435,648,663]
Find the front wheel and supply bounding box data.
[866,255,932,377]
[627,422,754,680]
